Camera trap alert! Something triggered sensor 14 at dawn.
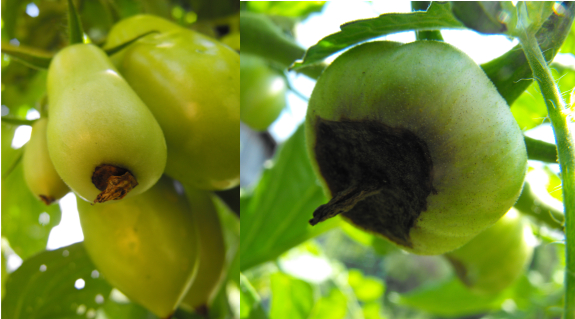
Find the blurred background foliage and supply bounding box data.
[239,2,573,319]
[2,0,239,318]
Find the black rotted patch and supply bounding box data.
[309,116,436,248]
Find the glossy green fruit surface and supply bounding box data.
[23,118,69,205]
[77,176,199,318]
[306,41,527,255]
[47,44,167,203]
[180,185,226,313]
[445,209,534,294]
[240,53,287,131]
[105,15,240,191]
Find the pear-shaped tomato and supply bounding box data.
[23,118,69,205]
[77,176,199,318]
[47,44,167,203]
[306,41,527,255]
[104,15,239,191]
[240,53,287,131]
[445,209,534,294]
[179,185,226,313]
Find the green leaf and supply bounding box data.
[246,1,326,19]
[1,243,113,319]
[240,274,268,319]
[347,269,385,303]
[100,295,156,319]
[308,287,347,319]
[270,272,314,319]
[67,0,85,45]
[515,181,564,231]
[240,124,340,271]
[451,1,507,34]
[560,23,575,54]
[292,2,465,69]
[1,248,7,299]
[510,63,575,130]
[1,161,62,259]
[341,222,398,256]
[395,277,507,317]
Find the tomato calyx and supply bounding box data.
[92,164,138,203]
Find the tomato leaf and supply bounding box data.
[66,0,85,45]
[1,243,113,319]
[240,124,340,271]
[240,274,268,319]
[1,161,62,259]
[395,276,508,316]
[270,272,314,319]
[292,2,465,69]
[451,1,507,34]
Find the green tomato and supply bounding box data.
[180,185,226,313]
[46,44,167,203]
[77,176,200,318]
[306,41,527,255]
[445,209,534,294]
[221,31,240,51]
[23,118,69,205]
[104,15,240,191]
[240,53,287,131]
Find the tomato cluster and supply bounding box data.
[20,14,236,318]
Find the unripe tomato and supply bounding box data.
[180,185,226,313]
[445,209,534,294]
[23,118,69,204]
[221,31,240,51]
[240,53,287,131]
[77,176,200,318]
[306,41,527,255]
[104,15,240,191]
[46,44,167,203]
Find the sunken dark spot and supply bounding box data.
[91,165,130,191]
[311,116,436,247]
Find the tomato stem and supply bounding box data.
[517,17,575,319]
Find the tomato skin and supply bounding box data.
[77,176,200,318]
[221,31,240,51]
[23,118,69,204]
[46,44,167,202]
[180,185,226,312]
[105,15,240,191]
[240,53,287,131]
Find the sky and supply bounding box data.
[6,1,571,270]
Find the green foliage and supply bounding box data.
[245,1,325,19]
[292,2,465,69]
[269,272,314,319]
[240,125,340,271]
[1,162,62,259]
[1,243,113,319]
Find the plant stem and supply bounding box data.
[518,28,575,319]
[411,1,444,41]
